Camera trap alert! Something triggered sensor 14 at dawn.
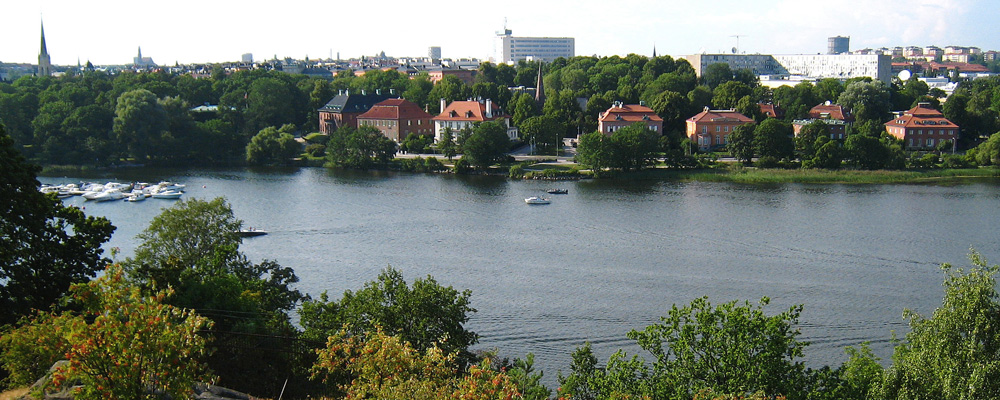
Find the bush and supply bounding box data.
[424,157,446,172]
[1,265,213,399]
[757,155,780,168]
[453,158,472,174]
[509,164,525,178]
[304,132,329,144]
[305,143,326,157]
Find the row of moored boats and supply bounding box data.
[39,181,186,202]
[524,188,569,205]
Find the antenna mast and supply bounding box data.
[730,34,747,54]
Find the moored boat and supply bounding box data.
[151,190,183,199]
[238,228,268,237]
[547,189,568,194]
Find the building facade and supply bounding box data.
[684,54,788,77]
[597,102,663,135]
[494,29,574,64]
[685,108,754,150]
[884,103,959,150]
[791,101,854,139]
[318,90,394,134]
[773,54,892,83]
[356,99,435,143]
[432,99,517,142]
[428,46,442,61]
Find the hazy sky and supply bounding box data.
[3,0,997,66]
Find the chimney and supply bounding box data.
[440,98,447,113]
[485,99,493,118]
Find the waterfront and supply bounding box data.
[41,168,1000,386]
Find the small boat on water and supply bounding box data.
[525,196,551,205]
[124,191,147,202]
[547,189,568,194]
[238,228,268,237]
[151,190,183,199]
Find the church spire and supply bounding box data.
[37,20,52,77]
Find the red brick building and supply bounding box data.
[597,102,663,135]
[884,102,958,150]
[317,90,393,134]
[356,99,435,142]
[685,108,754,150]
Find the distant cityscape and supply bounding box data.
[2,23,997,92]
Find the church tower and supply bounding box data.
[38,21,52,77]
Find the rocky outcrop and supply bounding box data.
[17,361,255,400]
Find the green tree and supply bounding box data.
[702,63,734,89]
[753,118,794,160]
[245,125,301,165]
[712,81,753,109]
[113,88,167,161]
[795,120,829,160]
[299,267,478,362]
[461,121,510,169]
[0,126,115,327]
[608,122,660,172]
[245,77,300,133]
[649,90,690,132]
[437,127,457,160]
[970,132,1000,165]
[511,92,538,128]
[520,115,564,155]
[880,251,1000,400]
[575,130,612,176]
[728,123,756,163]
[837,80,891,124]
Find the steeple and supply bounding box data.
[38,20,52,77]
[652,45,657,58]
[534,62,545,108]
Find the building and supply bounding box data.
[759,103,784,119]
[241,53,253,63]
[685,107,754,150]
[773,54,892,83]
[684,54,788,77]
[432,99,517,142]
[494,28,574,64]
[791,101,854,140]
[428,46,442,61]
[883,102,958,150]
[597,102,663,135]
[356,99,435,143]
[37,22,52,77]
[317,90,394,134]
[828,36,850,54]
[426,69,476,86]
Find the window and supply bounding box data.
[927,138,934,147]
[724,126,729,132]
[716,126,721,132]
[702,127,708,133]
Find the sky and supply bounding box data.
[2,0,997,66]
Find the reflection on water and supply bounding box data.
[41,168,1000,387]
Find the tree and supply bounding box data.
[461,121,510,169]
[712,81,753,109]
[575,130,613,176]
[124,197,305,396]
[519,115,564,155]
[437,127,457,160]
[837,80,891,124]
[728,123,756,163]
[299,267,478,363]
[245,125,300,165]
[326,125,398,169]
[753,118,794,161]
[0,126,115,327]
[608,122,661,172]
[970,132,1000,165]
[702,63,734,89]
[311,327,519,400]
[0,266,213,400]
[795,120,829,160]
[511,92,538,128]
[113,88,166,161]
[880,251,1000,400]
[245,77,302,134]
[649,90,690,132]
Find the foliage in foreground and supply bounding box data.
[0,265,212,399]
[311,327,520,400]
[0,126,115,328]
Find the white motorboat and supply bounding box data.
[151,190,183,199]
[524,196,551,205]
[124,191,147,202]
[89,190,124,202]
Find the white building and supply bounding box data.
[428,46,441,61]
[773,54,892,83]
[494,28,574,64]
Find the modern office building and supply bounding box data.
[428,46,442,61]
[828,36,850,54]
[773,54,892,83]
[494,28,574,64]
[242,53,254,63]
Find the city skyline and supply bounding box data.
[3,0,996,66]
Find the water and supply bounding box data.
[41,168,1000,387]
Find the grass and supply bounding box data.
[615,167,1000,184]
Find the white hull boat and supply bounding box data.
[524,196,551,205]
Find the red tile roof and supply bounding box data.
[432,100,508,122]
[686,109,753,123]
[884,103,958,129]
[357,98,432,120]
[759,103,784,118]
[808,103,854,122]
[598,104,663,123]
